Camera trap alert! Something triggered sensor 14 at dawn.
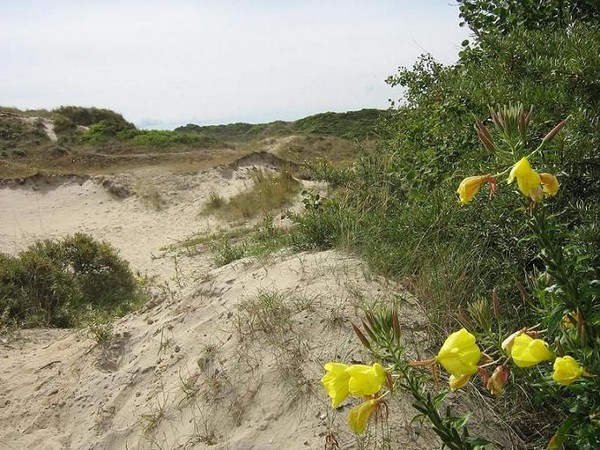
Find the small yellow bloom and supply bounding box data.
[347,363,386,397]
[552,356,584,385]
[508,157,542,199]
[510,333,553,368]
[436,328,481,377]
[449,373,471,390]
[501,329,523,352]
[321,363,386,407]
[456,175,490,205]
[347,399,378,434]
[539,173,559,197]
[321,362,350,407]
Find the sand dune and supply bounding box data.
[0,159,476,449]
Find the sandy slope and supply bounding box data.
[0,158,486,449]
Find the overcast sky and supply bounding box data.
[1,1,469,129]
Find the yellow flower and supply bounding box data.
[321,363,386,407]
[436,328,481,377]
[510,333,553,368]
[449,373,471,390]
[501,329,523,352]
[321,362,350,407]
[540,173,559,197]
[552,356,584,385]
[507,157,542,200]
[347,363,386,397]
[456,175,490,205]
[347,399,378,434]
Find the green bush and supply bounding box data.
[0,118,46,145]
[0,234,141,328]
[52,106,134,130]
[127,129,218,148]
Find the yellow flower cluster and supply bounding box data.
[321,362,386,434]
[434,328,585,395]
[322,331,585,435]
[457,157,559,204]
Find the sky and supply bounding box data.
[0,1,469,129]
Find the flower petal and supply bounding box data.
[436,328,481,377]
[552,356,583,385]
[347,363,386,397]
[457,175,490,205]
[510,334,553,368]
[508,157,542,198]
[540,173,559,197]
[347,399,378,434]
[321,363,350,407]
[449,373,471,390]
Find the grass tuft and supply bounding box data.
[202,168,301,220]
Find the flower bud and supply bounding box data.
[542,119,567,143]
[486,365,509,396]
[457,175,491,205]
[552,356,584,385]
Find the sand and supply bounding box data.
[0,158,449,449]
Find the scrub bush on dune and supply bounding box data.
[0,233,141,328]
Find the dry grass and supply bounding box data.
[202,168,301,220]
[136,183,167,210]
[0,143,249,179]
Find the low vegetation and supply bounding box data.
[0,233,143,330]
[0,106,379,178]
[175,108,384,141]
[201,168,301,220]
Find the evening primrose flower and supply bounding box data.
[321,363,351,407]
[347,399,378,434]
[449,373,472,390]
[508,157,542,200]
[501,329,523,352]
[436,328,481,377]
[510,333,553,368]
[456,175,491,205]
[552,356,584,385]
[347,363,386,397]
[321,362,386,407]
[540,173,559,197]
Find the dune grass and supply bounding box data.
[201,168,301,221]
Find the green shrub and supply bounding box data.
[127,129,218,148]
[52,106,134,130]
[0,233,141,328]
